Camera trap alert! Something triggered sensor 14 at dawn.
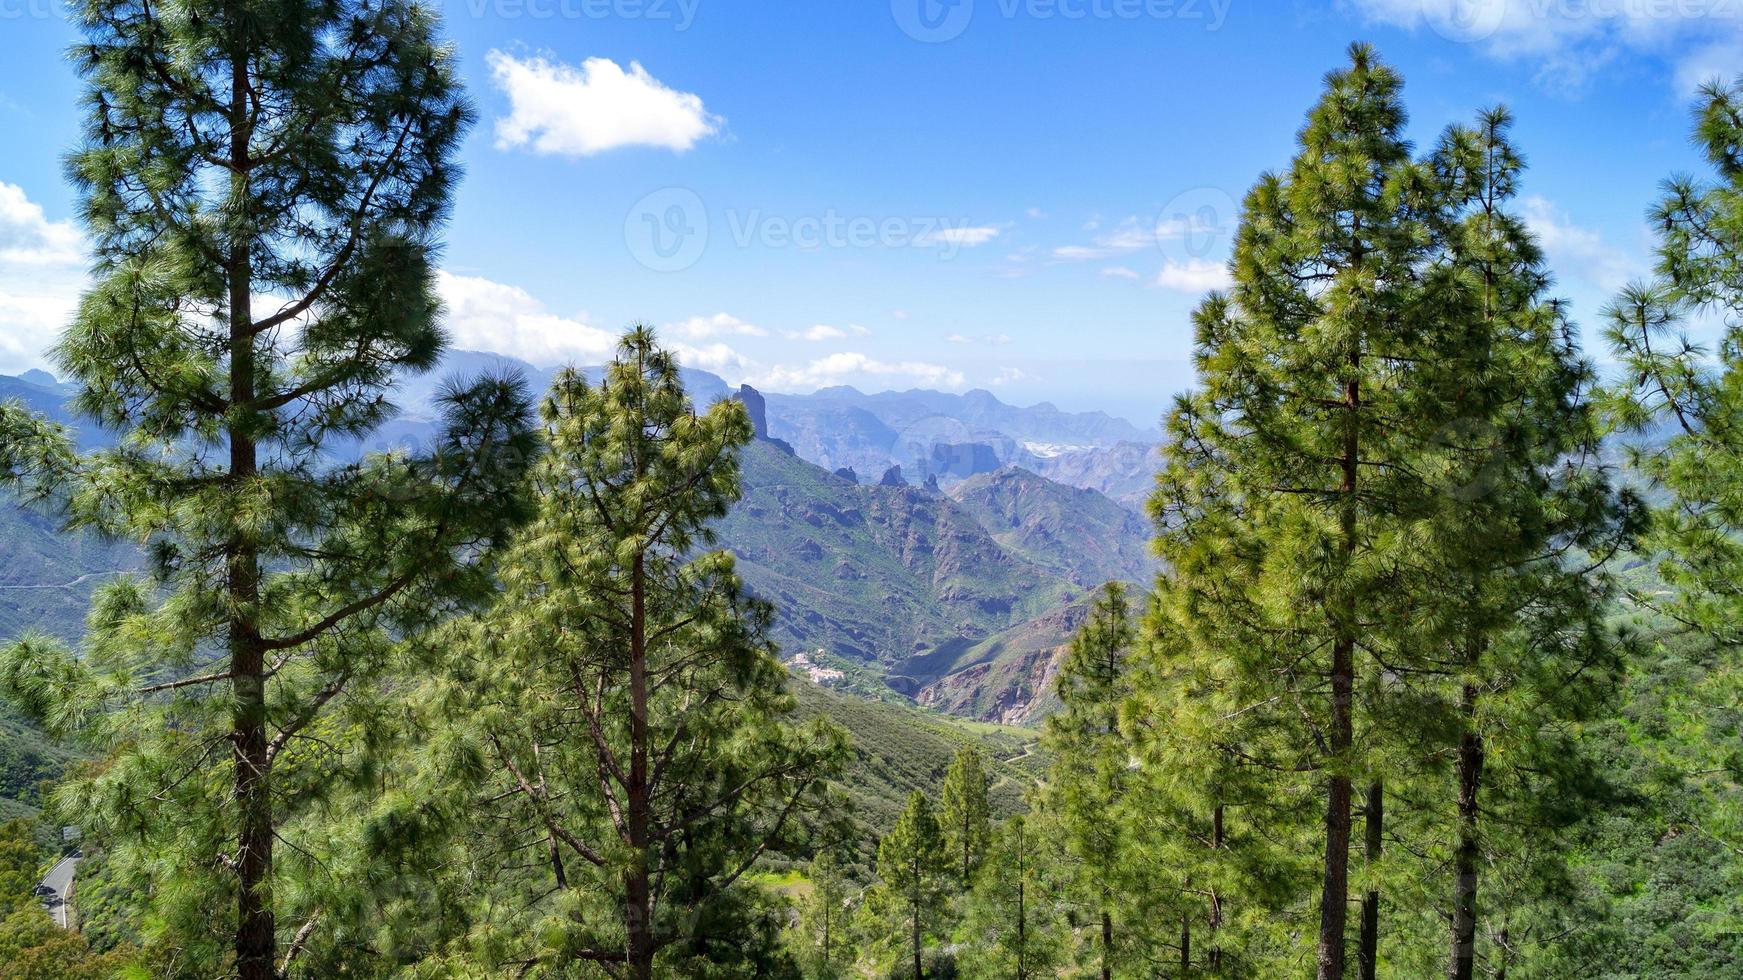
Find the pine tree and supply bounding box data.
[1145,44,1455,979]
[940,746,992,890]
[1041,582,1137,980]
[413,330,844,979]
[797,852,851,978]
[1603,81,1743,653]
[958,815,1063,980]
[1601,74,1743,958]
[878,791,950,980]
[1417,107,1638,980]
[0,0,533,973]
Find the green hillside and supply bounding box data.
[789,676,1042,858]
[0,504,142,642]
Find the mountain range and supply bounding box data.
[0,354,1163,723]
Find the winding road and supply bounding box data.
[39,853,80,929]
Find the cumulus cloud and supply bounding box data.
[436,271,616,364]
[671,341,755,374]
[1155,258,1233,293]
[1346,0,1743,94]
[754,352,966,391]
[989,367,1031,386]
[488,52,721,157]
[0,183,81,266]
[1054,213,1218,261]
[1101,266,1141,280]
[0,182,85,374]
[1520,195,1641,291]
[667,312,767,340]
[918,225,1001,248]
[785,324,869,342]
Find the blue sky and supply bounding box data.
[0,0,1735,427]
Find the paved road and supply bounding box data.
[39,853,80,928]
[0,573,107,591]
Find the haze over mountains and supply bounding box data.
[0,351,1163,723]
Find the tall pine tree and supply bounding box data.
[940,746,992,891]
[878,791,951,980]
[1417,107,1638,980]
[411,330,843,979]
[0,0,533,973]
[1041,582,1138,980]
[1145,44,1453,978]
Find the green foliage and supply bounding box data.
[0,0,537,973]
[1602,75,1743,872]
[875,792,952,979]
[793,852,852,978]
[939,748,992,890]
[403,331,845,978]
[1038,583,1171,975]
[789,678,1036,858]
[956,816,1065,980]
[0,906,136,979]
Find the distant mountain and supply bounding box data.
[948,467,1155,589]
[910,600,1090,725]
[1029,440,1163,512]
[762,385,1159,486]
[0,362,1158,724]
[718,439,1078,671]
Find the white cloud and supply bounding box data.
[1346,0,1743,94]
[989,367,1031,386]
[891,309,912,321]
[488,52,721,157]
[754,352,966,391]
[1054,213,1214,261]
[1520,195,1640,291]
[668,312,767,340]
[0,183,81,266]
[918,225,1001,248]
[1154,259,1233,293]
[946,333,1012,346]
[436,271,616,365]
[0,182,85,374]
[1101,266,1141,280]
[785,323,869,342]
[671,341,755,374]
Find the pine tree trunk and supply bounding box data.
[228,48,275,980]
[912,893,924,980]
[1017,823,1028,980]
[1318,367,1361,980]
[625,551,654,980]
[1181,915,1192,976]
[1101,906,1113,980]
[1208,804,1224,972]
[1448,681,1484,980]
[1358,781,1383,980]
